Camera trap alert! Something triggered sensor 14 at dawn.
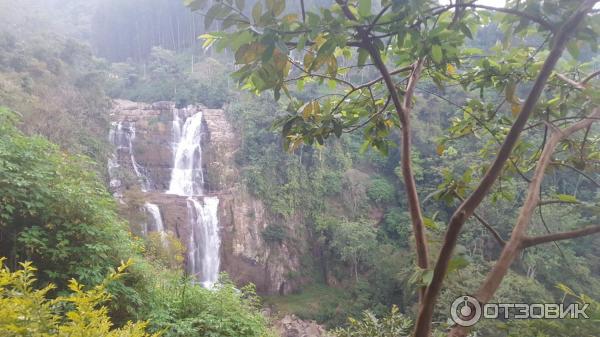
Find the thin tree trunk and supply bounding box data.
[334,0,430,299]
[414,2,597,336]
[449,107,600,337]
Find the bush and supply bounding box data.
[262,224,288,244]
[141,273,274,337]
[367,177,396,205]
[331,306,412,337]
[0,108,136,289]
[0,258,157,337]
[381,208,412,245]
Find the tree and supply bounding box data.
[331,219,377,282]
[187,0,600,336]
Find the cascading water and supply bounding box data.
[167,107,220,287]
[108,121,151,192]
[168,110,205,196]
[187,197,220,287]
[144,202,166,241]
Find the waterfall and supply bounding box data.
[108,121,151,192]
[167,110,205,196]
[144,202,165,239]
[187,197,221,288]
[167,108,220,287]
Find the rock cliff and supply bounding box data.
[108,99,303,294]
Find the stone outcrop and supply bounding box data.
[109,99,304,294]
[273,315,328,337]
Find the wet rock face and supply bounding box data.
[109,100,305,294]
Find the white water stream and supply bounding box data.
[167,107,221,287]
[144,202,166,242]
[168,110,205,196]
[108,121,151,192]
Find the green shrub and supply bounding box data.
[381,208,412,245]
[0,108,136,289]
[0,258,157,337]
[367,177,396,205]
[331,305,412,337]
[141,273,274,337]
[262,224,288,244]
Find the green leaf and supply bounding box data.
[459,24,473,39]
[230,31,254,50]
[422,270,433,286]
[567,40,580,59]
[448,256,469,274]
[555,194,578,203]
[431,44,443,64]
[358,0,371,17]
[252,2,262,23]
[357,48,369,66]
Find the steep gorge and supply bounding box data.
[108,100,304,293]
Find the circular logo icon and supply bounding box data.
[450,295,482,327]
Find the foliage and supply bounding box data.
[187,2,600,335]
[380,208,411,244]
[0,29,112,165]
[0,108,137,290]
[107,49,231,108]
[141,273,273,337]
[92,0,203,61]
[144,232,186,270]
[331,305,412,337]
[262,224,288,244]
[504,285,600,337]
[0,258,157,337]
[366,177,396,205]
[330,219,377,280]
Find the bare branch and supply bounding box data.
[355,66,413,90]
[300,0,306,23]
[555,73,586,90]
[552,162,600,188]
[582,69,600,85]
[522,225,600,248]
[460,3,555,32]
[454,192,505,246]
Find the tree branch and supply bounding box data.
[448,106,600,337]
[454,192,505,246]
[335,0,430,301]
[555,73,586,90]
[460,3,555,32]
[522,225,600,248]
[537,199,580,206]
[552,162,600,188]
[300,0,306,23]
[414,2,598,336]
[582,69,600,85]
